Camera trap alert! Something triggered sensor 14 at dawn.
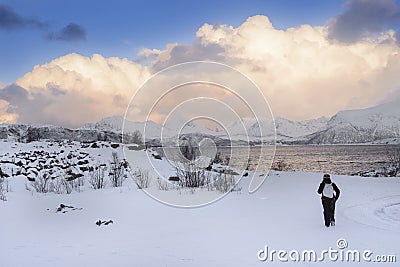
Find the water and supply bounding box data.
[156,145,396,175]
[223,145,393,175]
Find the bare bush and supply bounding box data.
[89,165,107,189]
[136,168,151,189]
[30,172,50,193]
[69,176,85,192]
[0,177,9,201]
[213,174,236,193]
[50,176,72,194]
[109,152,125,187]
[132,130,143,144]
[385,145,400,177]
[124,130,143,144]
[157,177,170,191]
[175,162,207,188]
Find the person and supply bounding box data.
[317,174,340,227]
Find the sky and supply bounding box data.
[1,0,400,127]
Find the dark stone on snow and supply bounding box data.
[110,143,120,149]
[152,154,162,160]
[168,176,180,182]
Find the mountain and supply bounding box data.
[85,116,165,139]
[0,124,122,143]
[4,100,398,144]
[87,116,328,144]
[274,117,329,143]
[303,100,400,144]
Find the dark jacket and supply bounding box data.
[318,181,340,200]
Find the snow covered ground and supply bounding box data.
[1,142,399,266]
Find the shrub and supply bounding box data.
[157,177,170,191]
[213,174,237,193]
[385,145,400,177]
[124,130,143,144]
[0,177,9,201]
[89,164,107,189]
[109,152,125,187]
[175,161,207,188]
[69,175,85,192]
[135,168,151,189]
[50,176,72,194]
[30,172,50,193]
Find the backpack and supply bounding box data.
[322,183,334,198]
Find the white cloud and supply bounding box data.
[149,15,400,120]
[6,53,151,127]
[0,99,17,124]
[2,14,400,126]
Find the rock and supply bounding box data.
[152,154,162,160]
[168,176,180,182]
[110,143,120,149]
[96,219,114,226]
[91,142,99,148]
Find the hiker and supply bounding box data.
[317,174,340,227]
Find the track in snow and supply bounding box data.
[343,195,400,232]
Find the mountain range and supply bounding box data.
[87,99,400,145]
[0,100,399,145]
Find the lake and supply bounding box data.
[218,145,395,175]
[156,144,397,175]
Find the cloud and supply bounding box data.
[0,4,46,30]
[396,31,400,45]
[140,39,227,72]
[141,15,400,121]
[0,99,17,124]
[327,0,400,43]
[0,54,150,128]
[0,5,85,41]
[3,14,400,126]
[48,23,86,42]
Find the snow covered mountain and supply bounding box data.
[274,117,329,142]
[306,101,400,144]
[87,116,328,144]
[86,116,221,140]
[305,100,400,144]
[2,99,399,144]
[0,124,122,143]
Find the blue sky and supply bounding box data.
[0,0,346,83]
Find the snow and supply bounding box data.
[89,115,328,143]
[331,100,400,129]
[274,116,328,138]
[86,99,400,145]
[1,141,399,266]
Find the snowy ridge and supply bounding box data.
[88,116,328,144]
[2,100,399,144]
[306,100,400,144]
[0,124,122,143]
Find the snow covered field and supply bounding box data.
[1,142,399,266]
